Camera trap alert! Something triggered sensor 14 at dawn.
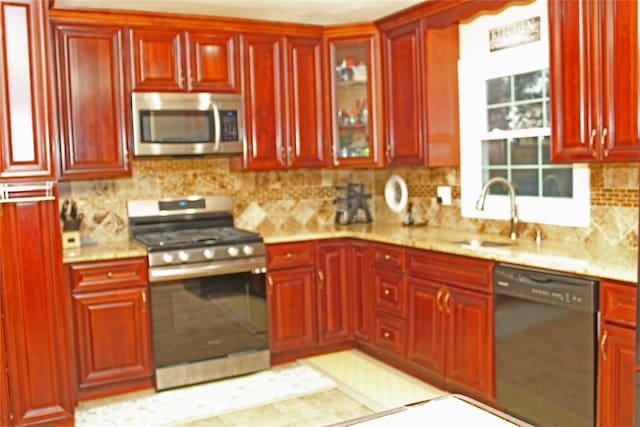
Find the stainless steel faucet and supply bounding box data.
[475,177,519,240]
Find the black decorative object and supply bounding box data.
[334,182,372,225]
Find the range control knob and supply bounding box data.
[227,246,240,257]
[162,252,174,264]
[203,248,214,260]
[178,251,190,262]
[243,245,255,256]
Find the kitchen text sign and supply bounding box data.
[489,16,541,52]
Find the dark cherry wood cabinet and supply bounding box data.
[0,287,9,427]
[316,240,351,344]
[0,0,54,180]
[129,27,238,92]
[51,20,131,179]
[266,242,317,353]
[549,0,640,162]
[68,257,153,401]
[406,278,443,375]
[597,280,637,427]
[0,192,74,426]
[382,20,459,167]
[350,240,371,343]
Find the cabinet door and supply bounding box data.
[186,30,238,92]
[52,23,130,178]
[267,267,316,352]
[0,296,8,427]
[317,241,351,344]
[242,33,285,170]
[0,192,73,425]
[406,278,444,376]
[444,286,494,398]
[372,268,405,317]
[598,323,635,427]
[351,241,371,342]
[549,0,598,162]
[0,0,53,180]
[284,36,326,168]
[599,0,640,161]
[130,27,184,91]
[383,21,424,166]
[328,35,383,167]
[73,288,152,396]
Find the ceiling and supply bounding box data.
[52,0,428,26]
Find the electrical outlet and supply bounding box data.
[437,186,451,205]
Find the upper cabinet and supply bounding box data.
[0,0,54,180]
[382,20,460,167]
[129,28,239,92]
[51,21,131,179]
[549,0,640,162]
[327,32,383,167]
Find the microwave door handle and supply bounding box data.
[213,103,221,152]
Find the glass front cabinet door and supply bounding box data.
[328,35,382,167]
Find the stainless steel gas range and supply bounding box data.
[127,195,269,390]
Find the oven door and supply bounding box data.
[150,270,268,369]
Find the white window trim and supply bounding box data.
[458,0,590,228]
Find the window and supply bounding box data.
[458,0,589,228]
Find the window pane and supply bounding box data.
[512,169,539,196]
[488,106,510,131]
[545,100,550,127]
[541,136,550,163]
[482,139,507,165]
[543,169,573,198]
[485,169,509,195]
[487,76,511,105]
[514,70,544,101]
[511,137,539,165]
[511,102,544,129]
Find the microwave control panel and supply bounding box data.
[219,110,239,142]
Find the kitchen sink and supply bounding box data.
[451,239,515,249]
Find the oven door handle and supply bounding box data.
[148,256,266,282]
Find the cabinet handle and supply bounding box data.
[600,329,608,361]
[436,288,444,312]
[384,254,391,260]
[268,275,274,287]
[601,128,609,157]
[141,291,147,311]
[588,128,596,148]
[386,144,391,159]
[443,290,451,315]
[331,145,339,166]
[383,288,390,296]
[318,271,324,282]
[383,331,390,339]
[106,271,113,279]
[285,252,292,259]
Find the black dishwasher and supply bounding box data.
[494,263,598,427]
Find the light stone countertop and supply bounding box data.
[62,223,638,284]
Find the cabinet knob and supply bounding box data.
[383,289,390,296]
[383,331,390,339]
[106,271,113,279]
[286,252,292,259]
[384,254,391,261]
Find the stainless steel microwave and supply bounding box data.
[131,92,244,157]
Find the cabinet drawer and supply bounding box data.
[267,242,315,269]
[601,280,637,328]
[69,258,148,292]
[373,310,406,358]
[373,268,406,317]
[406,249,493,292]
[371,243,405,270]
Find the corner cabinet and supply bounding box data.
[129,27,239,92]
[68,258,153,401]
[327,33,383,167]
[549,0,640,162]
[50,20,131,179]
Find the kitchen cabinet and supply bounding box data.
[405,249,494,400]
[0,188,74,426]
[327,33,383,167]
[129,27,239,92]
[266,242,317,353]
[68,257,153,401]
[50,20,131,179]
[350,240,372,343]
[0,292,8,427]
[0,0,54,180]
[382,20,459,166]
[549,0,640,162]
[316,240,351,344]
[597,280,636,427]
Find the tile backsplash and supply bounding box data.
[60,158,639,248]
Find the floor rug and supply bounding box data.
[76,364,336,427]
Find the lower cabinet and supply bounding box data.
[317,240,352,345]
[0,294,9,427]
[68,257,153,401]
[350,240,372,343]
[597,280,637,427]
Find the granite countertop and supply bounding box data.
[62,223,638,284]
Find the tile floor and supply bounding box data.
[77,349,447,427]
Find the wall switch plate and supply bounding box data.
[437,186,452,205]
